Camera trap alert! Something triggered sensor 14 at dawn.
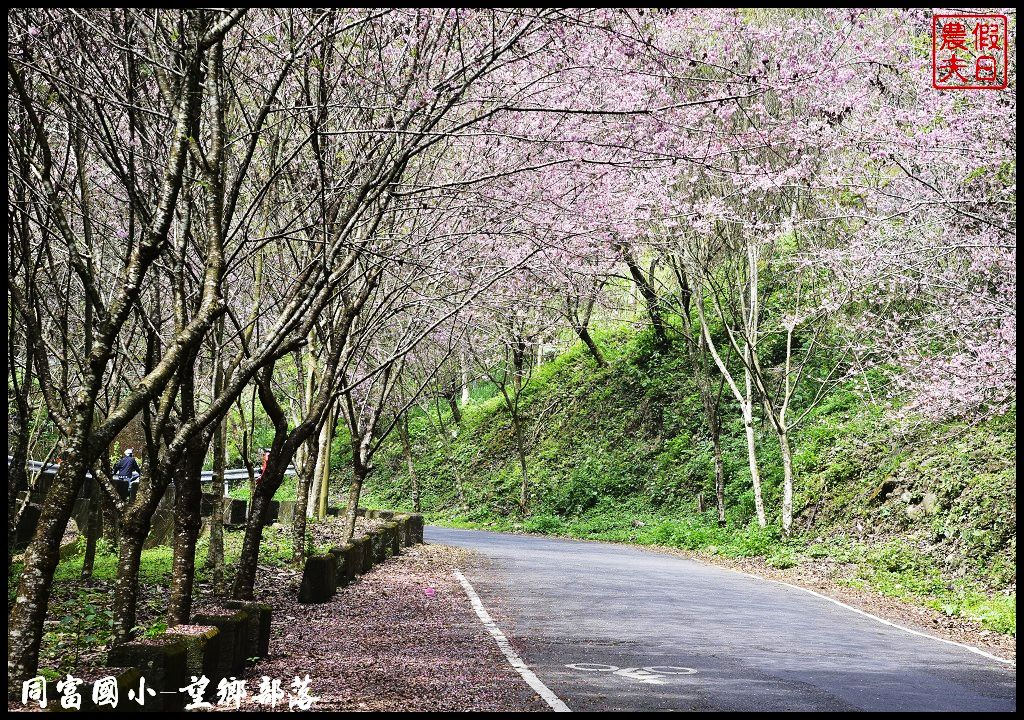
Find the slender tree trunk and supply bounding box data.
[205,420,227,592]
[317,461,330,518]
[621,247,668,347]
[742,403,767,528]
[400,415,420,512]
[316,409,333,518]
[712,425,726,526]
[292,473,311,561]
[510,412,529,514]
[112,456,179,644]
[7,434,29,574]
[575,324,607,367]
[291,436,319,564]
[447,393,463,424]
[697,368,726,526]
[460,351,471,406]
[80,482,103,580]
[309,414,331,519]
[340,466,366,543]
[779,429,795,534]
[679,276,726,528]
[307,463,321,520]
[8,322,33,575]
[102,489,121,547]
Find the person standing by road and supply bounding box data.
[257,448,270,488]
[113,448,141,501]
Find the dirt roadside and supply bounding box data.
[236,543,549,711]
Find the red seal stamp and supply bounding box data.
[932,13,1008,90]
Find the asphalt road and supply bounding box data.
[428,526,1016,712]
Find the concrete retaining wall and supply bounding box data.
[76,667,142,711]
[100,604,270,708]
[296,508,425,605]
[106,635,188,711]
[191,607,251,677]
[298,554,336,603]
[224,600,272,660]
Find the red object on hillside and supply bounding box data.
[257,450,270,486]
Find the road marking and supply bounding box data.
[643,666,697,675]
[712,564,1015,667]
[565,662,617,672]
[612,667,666,684]
[564,662,697,685]
[454,569,571,712]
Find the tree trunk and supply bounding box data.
[80,482,103,580]
[7,435,29,575]
[510,412,529,514]
[102,489,121,547]
[113,520,148,644]
[204,420,227,593]
[112,455,178,643]
[7,452,88,691]
[232,438,296,601]
[779,429,795,535]
[447,393,463,424]
[621,247,668,347]
[743,407,767,528]
[340,466,366,544]
[575,324,608,367]
[291,436,319,564]
[460,351,471,406]
[309,413,331,519]
[168,445,206,626]
[400,415,420,512]
[232,487,273,601]
[316,410,333,518]
[712,425,726,526]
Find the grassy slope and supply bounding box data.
[364,327,1016,635]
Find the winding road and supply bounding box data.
[428,526,1016,712]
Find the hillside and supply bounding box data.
[364,328,1016,636]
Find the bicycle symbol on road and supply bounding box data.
[564,663,697,685]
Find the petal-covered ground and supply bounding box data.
[236,543,548,712]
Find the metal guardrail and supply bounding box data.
[9,456,295,483]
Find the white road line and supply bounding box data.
[454,569,572,712]
[711,563,1015,667]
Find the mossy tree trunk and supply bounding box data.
[113,509,150,643]
[316,406,334,518]
[292,433,320,564]
[7,451,89,689]
[168,442,208,626]
[81,481,103,580]
[205,418,227,592]
[341,470,366,544]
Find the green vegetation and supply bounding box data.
[10,526,299,678]
[364,327,1016,635]
[8,513,357,679]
